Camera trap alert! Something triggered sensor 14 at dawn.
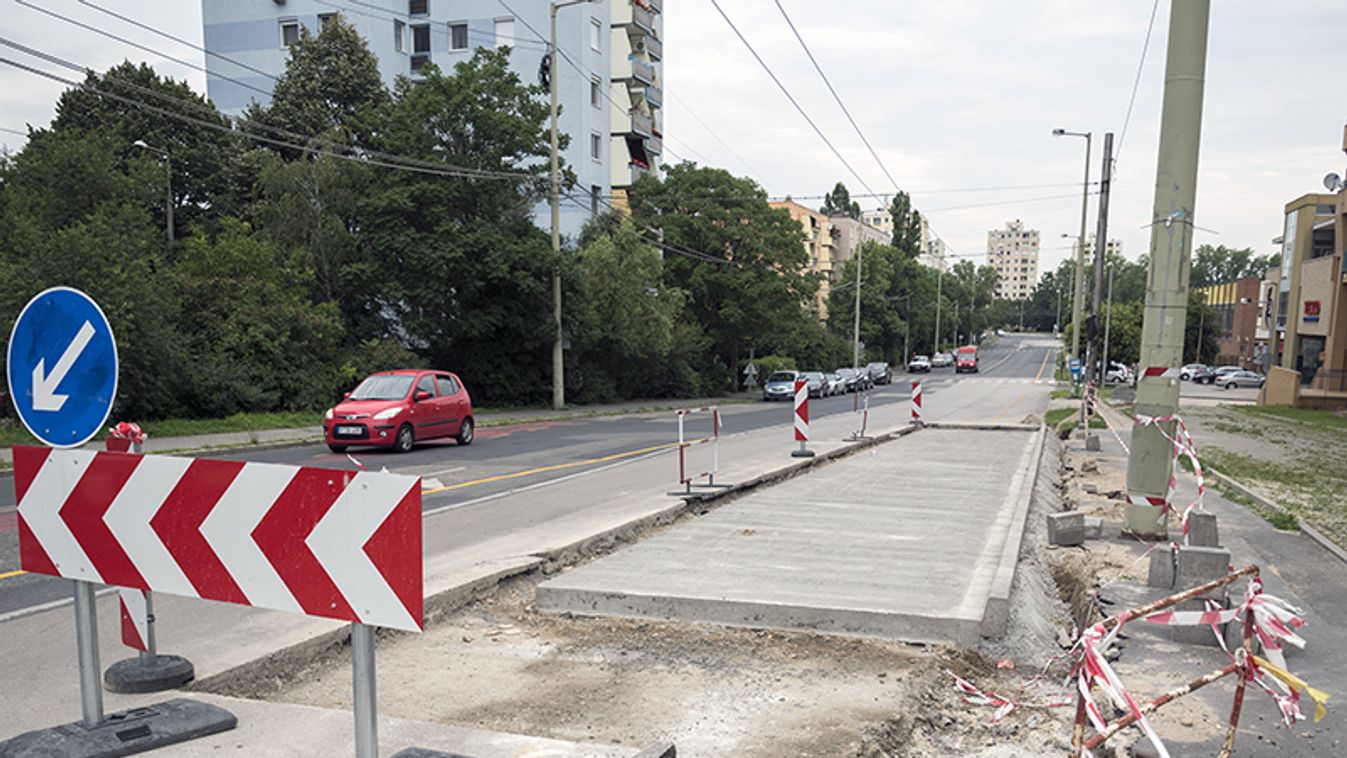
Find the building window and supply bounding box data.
[590,76,601,107]
[394,19,406,53]
[450,22,468,51]
[318,12,339,33]
[280,19,300,47]
[494,18,514,48]
[412,23,431,54]
[591,185,601,215]
[590,132,601,162]
[409,0,428,16]
[590,18,601,50]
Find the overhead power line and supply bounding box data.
[773,0,899,193]
[1115,0,1161,166]
[708,0,877,197]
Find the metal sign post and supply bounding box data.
[351,623,378,758]
[73,581,104,729]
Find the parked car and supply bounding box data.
[955,345,979,374]
[1194,366,1241,385]
[1104,361,1133,385]
[835,367,871,391]
[866,361,893,385]
[825,372,847,396]
[907,355,931,373]
[325,369,474,454]
[762,370,799,401]
[1180,363,1206,381]
[930,352,954,368]
[1220,370,1266,390]
[801,371,828,398]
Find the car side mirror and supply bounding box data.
[342,391,351,399]
[414,390,432,402]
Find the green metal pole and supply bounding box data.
[1126,0,1211,538]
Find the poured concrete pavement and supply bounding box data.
[537,427,1042,646]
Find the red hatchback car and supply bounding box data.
[324,369,474,453]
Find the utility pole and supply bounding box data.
[1081,132,1114,434]
[933,258,944,353]
[852,242,863,368]
[1126,0,1211,538]
[1102,264,1114,384]
[1054,129,1092,364]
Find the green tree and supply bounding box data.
[820,181,860,219]
[242,19,390,151]
[629,163,815,390]
[1191,244,1280,287]
[358,49,557,405]
[887,190,922,259]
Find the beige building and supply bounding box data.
[988,219,1040,300]
[771,200,838,320]
[861,207,892,241]
[1086,235,1123,260]
[830,216,888,279]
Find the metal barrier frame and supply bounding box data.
[676,406,721,493]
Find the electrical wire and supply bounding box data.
[0,126,27,137]
[708,0,877,197]
[1115,0,1160,167]
[773,0,898,193]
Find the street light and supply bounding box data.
[131,139,172,243]
[1052,128,1091,369]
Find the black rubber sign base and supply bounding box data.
[0,698,236,758]
[103,655,194,694]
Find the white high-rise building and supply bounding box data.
[201,0,663,238]
[988,219,1040,300]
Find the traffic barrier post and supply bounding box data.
[848,391,870,441]
[791,378,814,458]
[673,406,724,495]
[910,380,923,425]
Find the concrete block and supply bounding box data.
[1170,598,1226,647]
[1047,511,1084,547]
[1147,544,1175,588]
[1085,434,1101,451]
[1084,516,1103,540]
[1175,546,1232,601]
[1082,483,1098,494]
[1187,512,1219,547]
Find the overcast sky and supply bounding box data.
[2,1,1345,275]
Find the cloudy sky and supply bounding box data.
[3,1,1345,275]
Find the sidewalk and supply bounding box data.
[1070,402,1347,755]
[0,393,756,464]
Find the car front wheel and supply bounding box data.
[393,424,414,453]
[457,417,474,445]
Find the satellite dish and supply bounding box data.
[1325,172,1343,192]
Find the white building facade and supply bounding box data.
[988,219,1040,300]
[200,0,662,238]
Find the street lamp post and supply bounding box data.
[131,139,172,243]
[548,0,595,410]
[1053,128,1092,367]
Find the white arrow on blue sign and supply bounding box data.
[6,287,118,448]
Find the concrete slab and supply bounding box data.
[536,428,1040,646]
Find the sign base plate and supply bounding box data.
[104,655,195,694]
[0,698,235,757]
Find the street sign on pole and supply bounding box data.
[6,287,118,448]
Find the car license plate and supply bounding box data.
[336,425,362,436]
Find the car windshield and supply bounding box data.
[348,374,414,401]
[767,372,795,383]
[836,368,854,377]
[803,372,824,381]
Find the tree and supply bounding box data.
[887,191,922,259]
[47,61,245,234]
[241,19,389,151]
[820,181,860,219]
[1190,244,1280,287]
[357,49,557,406]
[629,163,815,390]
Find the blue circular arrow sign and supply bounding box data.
[7,287,119,448]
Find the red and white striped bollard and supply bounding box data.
[910,380,923,425]
[791,378,814,458]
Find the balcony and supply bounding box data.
[644,33,662,60]
[644,84,662,109]
[619,109,653,138]
[613,160,653,189]
[645,133,662,155]
[645,0,662,12]
[630,4,655,35]
[627,57,655,86]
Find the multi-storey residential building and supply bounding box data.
[771,200,837,320]
[922,236,947,273]
[1086,235,1123,260]
[200,0,662,238]
[987,220,1040,300]
[829,215,887,279]
[861,207,892,242]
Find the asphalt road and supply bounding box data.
[0,333,1058,617]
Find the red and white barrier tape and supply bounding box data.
[1132,413,1206,543]
[1076,614,1170,758]
[947,670,1070,723]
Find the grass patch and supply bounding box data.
[1231,405,1347,433]
[1044,407,1106,431]
[1265,510,1300,531]
[1050,388,1072,400]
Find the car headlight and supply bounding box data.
[373,407,402,420]
[325,408,334,420]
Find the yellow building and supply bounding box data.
[770,200,837,320]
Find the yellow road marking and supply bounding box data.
[0,570,25,581]
[1034,350,1051,381]
[421,440,684,494]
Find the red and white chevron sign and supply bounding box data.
[13,446,423,632]
[793,378,810,441]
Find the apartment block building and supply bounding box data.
[771,200,837,320]
[861,207,892,241]
[987,219,1040,300]
[829,215,888,278]
[200,0,662,238]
